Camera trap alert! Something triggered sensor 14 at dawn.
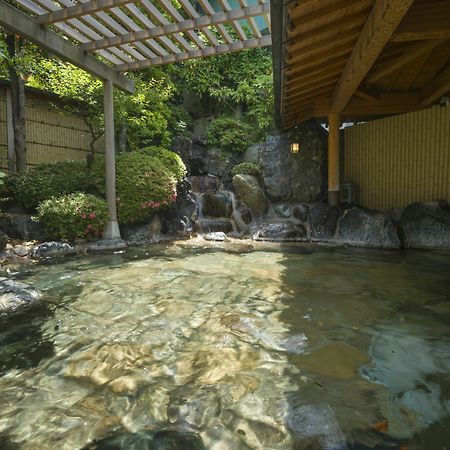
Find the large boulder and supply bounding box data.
[0,230,8,252]
[32,241,76,259]
[160,180,197,237]
[259,122,327,202]
[0,213,47,241]
[122,216,162,245]
[309,203,341,241]
[335,207,401,249]
[188,175,220,193]
[253,222,307,241]
[233,174,268,217]
[201,191,233,218]
[399,200,450,250]
[0,278,42,314]
[171,136,209,175]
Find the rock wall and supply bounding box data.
[259,121,327,203]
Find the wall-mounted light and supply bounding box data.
[290,142,300,154]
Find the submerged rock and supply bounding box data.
[293,341,369,380]
[400,200,450,250]
[84,430,205,450]
[0,278,42,314]
[335,207,401,249]
[360,326,450,439]
[253,222,306,241]
[286,403,347,449]
[233,174,268,217]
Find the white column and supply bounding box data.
[102,79,121,240]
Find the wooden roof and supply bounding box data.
[0,0,271,91]
[272,0,450,129]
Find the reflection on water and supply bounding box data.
[0,242,449,450]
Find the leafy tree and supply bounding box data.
[175,47,274,136]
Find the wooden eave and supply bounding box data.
[274,0,450,129]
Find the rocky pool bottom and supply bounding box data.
[0,241,449,450]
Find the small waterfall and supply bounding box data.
[189,175,239,237]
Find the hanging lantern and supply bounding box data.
[290,142,300,154]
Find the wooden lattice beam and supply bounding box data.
[0,0,134,92]
[83,3,269,52]
[38,0,133,24]
[331,0,414,112]
[117,35,272,71]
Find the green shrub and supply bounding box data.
[207,117,252,154]
[8,161,91,209]
[37,193,109,240]
[231,162,262,178]
[139,146,186,182]
[90,152,177,224]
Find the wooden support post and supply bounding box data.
[328,113,340,206]
[103,79,121,240]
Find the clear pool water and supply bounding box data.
[0,241,449,449]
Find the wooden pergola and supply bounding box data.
[271,0,450,206]
[0,0,271,241]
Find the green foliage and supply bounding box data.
[90,152,177,224]
[139,146,186,182]
[8,161,91,209]
[0,34,43,80]
[231,162,262,178]
[28,58,103,125]
[114,72,175,150]
[0,171,6,187]
[28,59,176,151]
[176,48,273,135]
[37,192,108,240]
[207,117,252,154]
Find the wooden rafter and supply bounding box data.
[288,0,372,39]
[83,3,269,52]
[367,39,447,84]
[286,11,367,55]
[331,0,415,113]
[117,35,272,71]
[420,65,450,106]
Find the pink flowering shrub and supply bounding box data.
[37,193,109,240]
[90,152,178,224]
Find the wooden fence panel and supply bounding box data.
[344,105,450,209]
[0,85,104,170]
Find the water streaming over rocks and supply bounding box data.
[0,242,449,449]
